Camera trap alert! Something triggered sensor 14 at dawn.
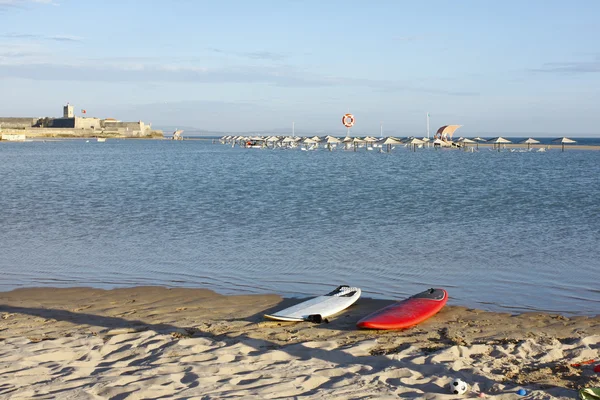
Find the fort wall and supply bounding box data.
[0,118,37,129]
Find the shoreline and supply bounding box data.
[2,135,600,150]
[1,286,599,398]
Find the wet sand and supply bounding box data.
[1,286,599,399]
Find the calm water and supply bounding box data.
[1,139,599,315]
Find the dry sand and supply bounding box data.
[1,286,599,399]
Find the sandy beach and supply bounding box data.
[1,287,599,399]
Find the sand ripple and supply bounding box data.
[1,331,598,399]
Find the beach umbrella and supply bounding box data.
[351,137,366,152]
[489,136,512,151]
[552,137,576,152]
[457,137,476,151]
[325,136,342,151]
[520,137,540,150]
[406,137,426,152]
[362,136,378,150]
[489,137,512,143]
[471,137,486,149]
[382,137,402,152]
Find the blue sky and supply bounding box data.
[1,0,599,136]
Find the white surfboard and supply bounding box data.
[264,285,361,322]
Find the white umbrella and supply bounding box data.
[520,137,540,150]
[457,137,476,150]
[471,137,486,149]
[489,137,512,143]
[489,136,512,150]
[552,137,576,152]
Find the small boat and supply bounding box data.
[97,138,106,142]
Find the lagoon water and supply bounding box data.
[1,139,599,315]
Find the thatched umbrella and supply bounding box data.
[382,137,402,153]
[405,137,426,152]
[552,137,576,152]
[302,137,318,150]
[520,137,540,150]
[362,136,378,151]
[352,137,366,152]
[325,136,342,151]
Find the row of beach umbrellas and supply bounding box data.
[220,135,577,152]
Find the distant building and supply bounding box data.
[0,104,160,138]
[63,103,74,118]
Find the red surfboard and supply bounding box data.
[357,288,448,330]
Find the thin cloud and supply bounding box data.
[209,47,287,61]
[243,51,287,61]
[0,61,477,96]
[2,33,82,42]
[533,56,600,74]
[0,50,36,58]
[0,0,57,8]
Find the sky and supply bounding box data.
[1,0,599,136]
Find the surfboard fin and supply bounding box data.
[305,314,329,324]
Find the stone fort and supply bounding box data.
[0,104,162,138]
